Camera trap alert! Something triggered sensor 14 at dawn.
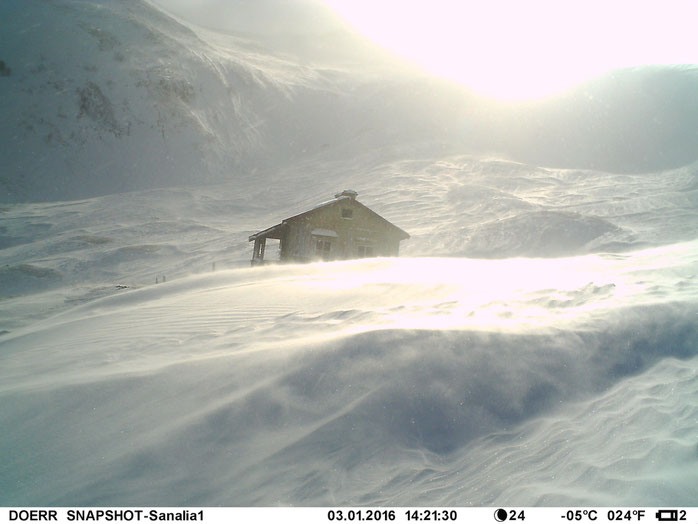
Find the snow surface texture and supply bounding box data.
[1,0,698,508]
[2,249,698,506]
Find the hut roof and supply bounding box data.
[249,192,409,242]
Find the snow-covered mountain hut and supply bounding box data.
[249,190,409,265]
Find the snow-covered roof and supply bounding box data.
[311,195,351,210]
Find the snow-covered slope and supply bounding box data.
[1,152,697,506]
[2,155,696,332]
[0,0,469,202]
[1,246,697,505]
[1,0,697,508]
[2,0,697,202]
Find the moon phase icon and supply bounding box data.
[494,509,508,522]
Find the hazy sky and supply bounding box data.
[322,0,698,98]
[148,0,698,99]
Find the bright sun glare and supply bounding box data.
[322,0,697,100]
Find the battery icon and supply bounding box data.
[655,510,678,521]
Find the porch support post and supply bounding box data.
[251,237,267,266]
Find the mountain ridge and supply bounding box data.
[1,0,697,203]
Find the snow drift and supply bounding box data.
[1,249,697,505]
[1,0,697,509]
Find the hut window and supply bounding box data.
[357,245,373,257]
[341,208,353,219]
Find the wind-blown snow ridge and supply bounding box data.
[1,244,697,505]
[2,0,698,509]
